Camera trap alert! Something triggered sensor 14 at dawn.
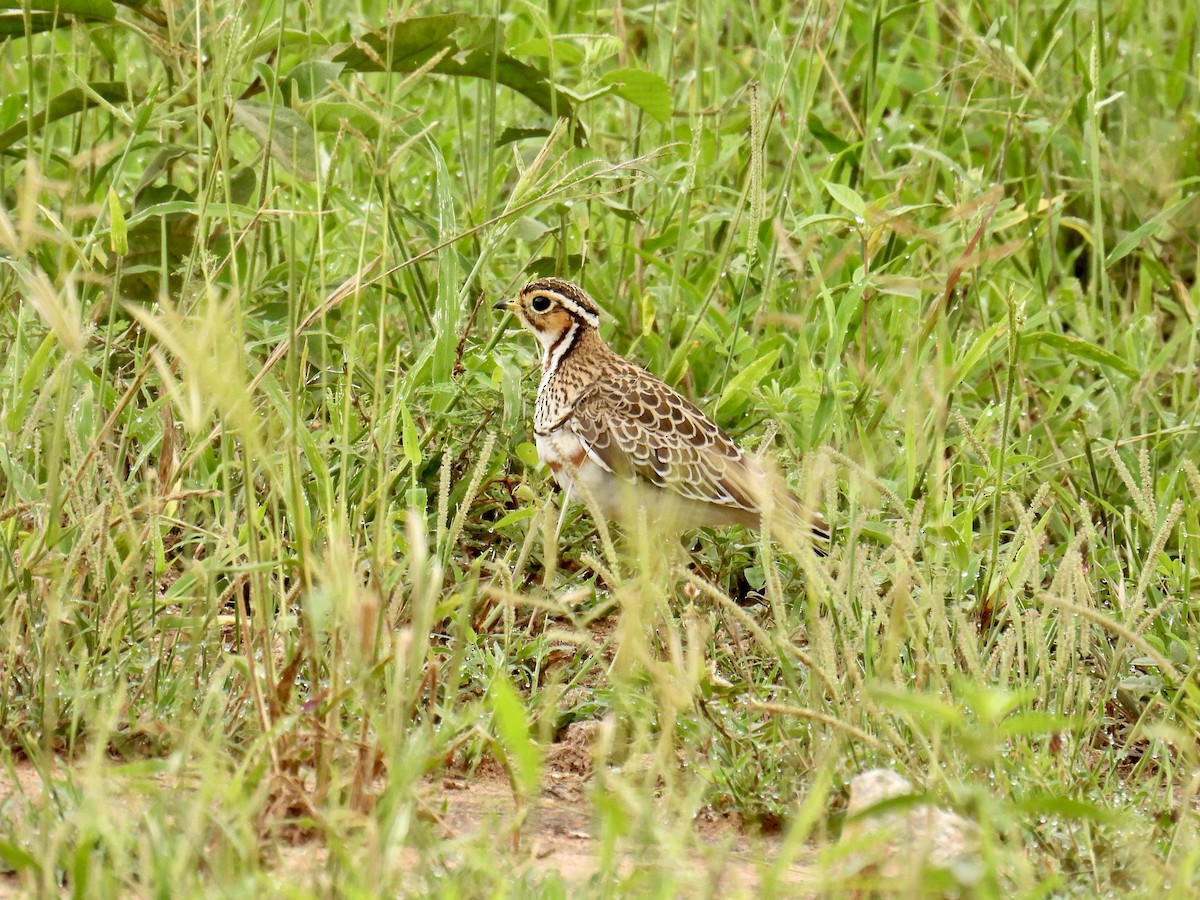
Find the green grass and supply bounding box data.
[1,0,1198,895]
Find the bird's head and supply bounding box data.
[495,277,601,352]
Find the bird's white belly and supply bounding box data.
[535,428,716,527]
[536,430,623,515]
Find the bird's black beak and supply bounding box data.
[494,299,516,312]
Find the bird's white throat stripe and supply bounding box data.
[556,295,600,329]
[544,318,580,374]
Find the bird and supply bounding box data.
[494,277,829,550]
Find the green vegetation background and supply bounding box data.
[0,0,1197,895]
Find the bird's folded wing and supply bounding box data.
[566,368,760,514]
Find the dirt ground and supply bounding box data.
[0,725,813,896]
[418,722,814,893]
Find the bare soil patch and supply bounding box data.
[1,737,813,896]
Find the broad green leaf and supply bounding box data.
[514,442,540,468]
[831,280,865,362]
[247,28,334,60]
[125,200,240,229]
[0,837,40,876]
[515,216,552,243]
[134,145,191,196]
[0,444,40,502]
[0,0,114,12]
[1023,331,1138,379]
[8,333,56,431]
[106,186,127,255]
[284,60,346,101]
[399,400,421,469]
[332,13,491,70]
[808,112,849,153]
[231,100,327,181]
[583,36,624,65]
[0,82,128,151]
[951,320,1006,387]
[309,100,383,138]
[332,14,575,123]
[509,37,584,65]
[0,1,113,35]
[488,675,542,798]
[823,180,866,218]
[226,166,257,205]
[599,68,673,123]
[1105,194,1193,266]
[492,506,538,529]
[0,92,21,130]
[792,212,853,230]
[494,125,551,147]
[715,349,780,419]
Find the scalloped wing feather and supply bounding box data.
[567,364,761,516]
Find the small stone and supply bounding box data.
[839,769,979,886]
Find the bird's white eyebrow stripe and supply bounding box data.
[549,293,600,328]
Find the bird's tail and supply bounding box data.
[743,460,829,557]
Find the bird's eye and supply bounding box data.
[530,296,552,313]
